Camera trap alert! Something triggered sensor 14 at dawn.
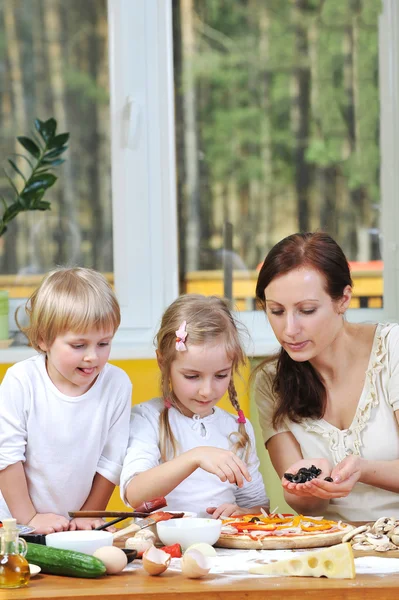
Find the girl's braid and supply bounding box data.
[228,378,240,413]
[227,378,251,461]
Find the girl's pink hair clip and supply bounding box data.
[237,409,246,424]
[175,320,188,351]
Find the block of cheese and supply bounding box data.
[249,542,355,579]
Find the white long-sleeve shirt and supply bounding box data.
[120,398,269,516]
[0,354,132,519]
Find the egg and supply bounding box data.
[93,545,128,574]
[142,545,171,576]
[125,535,154,557]
[185,543,217,557]
[181,549,211,578]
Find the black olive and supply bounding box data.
[283,464,323,483]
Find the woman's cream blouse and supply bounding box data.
[255,323,399,522]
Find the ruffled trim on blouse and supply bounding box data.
[303,323,394,464]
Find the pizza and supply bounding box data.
[216,513,353,550]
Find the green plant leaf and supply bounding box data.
[47,133,69,149]
[17,136,40,158]
[11,153,34,170]
[33,200,51,210]
[3,170,19,196]
[2,203,21,223]
[17,195,28,209]
[35,118,57,143]
[41,158,65,166]
[43,147,68,160]
[23,174,57,194]
[31,130,44,150]
[8,159,26,182]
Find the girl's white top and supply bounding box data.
[255,322,399,522]
[0,354,132,519]
[120,398,269,516]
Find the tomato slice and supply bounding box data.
[160,543,183,558]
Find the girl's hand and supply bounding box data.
[69,517,117,532]
[28,512,70,534]
[282,458,332,498]
[194,447,251,488]
[206,503,246,519]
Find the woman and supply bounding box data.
[254,231,399,521]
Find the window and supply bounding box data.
[3,0,399,359]
[0,0,113,343]
[173,0,383,319]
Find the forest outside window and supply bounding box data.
[173,0,382,313]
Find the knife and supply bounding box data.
[68,495,168,519]
[68,511,151,518]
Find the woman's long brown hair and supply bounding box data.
[253,232,353,427]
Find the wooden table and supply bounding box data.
[2,548,399,600]
[3,525,399,600]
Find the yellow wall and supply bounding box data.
[0,357,290,514]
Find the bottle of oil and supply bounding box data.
[0,518,30,588]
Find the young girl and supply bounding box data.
[0,267,132,534]
[121,294,269,519]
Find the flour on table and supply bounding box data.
[123,548,399,577]
[354,557,399,574]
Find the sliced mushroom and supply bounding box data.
[352,540,375,551]
[372,517,397,535]
[342,525,369,543]
[364,533,391,547]
[374,542,397,552]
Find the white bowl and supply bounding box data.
[142,511,198,543]
[156,518,221,551]
[46,530,113,555]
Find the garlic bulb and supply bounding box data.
[125,535,154,557]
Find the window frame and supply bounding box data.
[107,0,179,357]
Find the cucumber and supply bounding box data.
[26,542,107,578]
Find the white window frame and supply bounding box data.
[1,0,396,363]
[107,0,179,358]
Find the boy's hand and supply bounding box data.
[194,447,251,488]
[69,517,116,532]
[28,512,70,534]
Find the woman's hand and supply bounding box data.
[28,512,70,534]
[195,447,251,488]
[206,503,247,519]
[283,456,363,500]
[305,455,363,498]
[282,458,332,498]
